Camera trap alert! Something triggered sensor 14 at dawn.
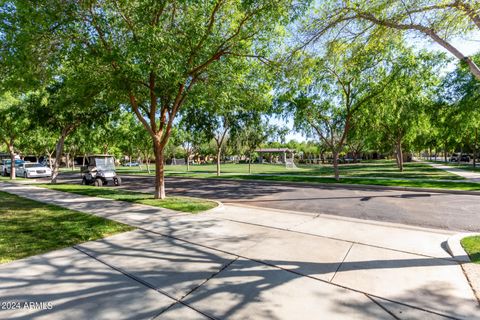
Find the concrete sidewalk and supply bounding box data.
[425,161,480,182]
[0,183,478,319]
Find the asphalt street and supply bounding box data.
[102,175,480,232]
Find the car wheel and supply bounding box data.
[24,172,27,179]
[114,177,122,186]
[94,179,102,187]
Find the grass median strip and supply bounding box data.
[36,184,218,213]
[116,161,465,180]
[461,236,480,264]
[166,173,480,191]
[0,191,134,264]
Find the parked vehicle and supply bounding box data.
[16,162,52,178]
[450,153,470,162]
[1,159,24,176]
[123,161,140,167]
[81,155,121,186]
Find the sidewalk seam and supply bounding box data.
[152,257,239,320]
[366,295,401,320]
[72,246,218,320]
[330,242,354,283]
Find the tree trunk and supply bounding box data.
[333,150,340,181]
[216,149,221,177]
[397,140,404,172]
[474,128,478,168]
[66,153,70,169]
[186,152,190,172]
[249,152,252,174]
[153,139,165,199]
[8,143,15,180]
[459,147,463,166]
[51,132,67,184]
[394,147,400,168]
[444,142,447,163]
[48,152,53,170]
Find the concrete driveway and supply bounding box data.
[0,183,478,319]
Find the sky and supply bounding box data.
[274,33,480,143]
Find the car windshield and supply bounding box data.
[4,160,23,165]
[95,157,115,171]
[25,163,44,168]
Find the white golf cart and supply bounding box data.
[81,155,122,186]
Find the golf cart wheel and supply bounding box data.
[94,179,102,187]
[114,177,122,186]
[81,177,87,185]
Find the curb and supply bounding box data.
[202,199,224,214]
[446,233,480,304]
[446,233,478,262]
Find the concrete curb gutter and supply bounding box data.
[446,233,480,303]
[202,199,224,214]
[446,233,478,262]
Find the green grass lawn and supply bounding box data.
[0,176,25,181]
[116,160,465,181]
[37,184,218,213]
[165,173,480,191]
[114,160,480,191]
[428,160,480,173]
[0,191,134,264]
[461,236,480,264]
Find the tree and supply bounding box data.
[304,0,480,80]
[438,54,480,165]
[0,92,30,179]
[232,120,279,173]
[31,63,116,183]
[281,37,401,180]
[368,50,444,171]
[14,1,295,198]
[130,122,154,173]
[176,124,209,172]
[181,55,274,176]
[17,126,57,165]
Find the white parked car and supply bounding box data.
[2,159,24,176]
[16,162,52,178]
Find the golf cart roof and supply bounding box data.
[88,154,114,157]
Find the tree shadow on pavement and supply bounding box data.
[1,216,478,320]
